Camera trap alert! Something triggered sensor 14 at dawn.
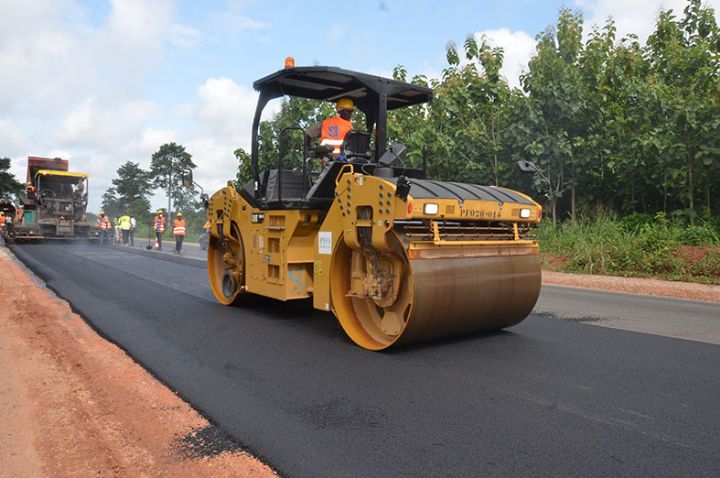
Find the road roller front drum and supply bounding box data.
[331,231,542,350]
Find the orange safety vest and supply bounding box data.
[153,215,166,233]
[96,215,111,230]
[320,116,352,156]
[0,215,5,228]
[173,218,186,236]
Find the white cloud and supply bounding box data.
[0,119,28,155]
[0,0,179,210]
[136,128,180,156]
[0,0,174,116]
[327,23,343,41]
[55,98,160,147]
[195,77,258,143]
[169,23,202,47]
[188,77,283,194]
[576,0,720,42]
[474,29,537,88]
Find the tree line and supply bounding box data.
[397,0,720,224]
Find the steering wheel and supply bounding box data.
[312,145,334,161]
[305,145,334,175]
[39,189,55,200]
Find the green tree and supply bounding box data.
[0,157,22,200]
[111,161,153,222]
[150,143,196,214]
[645,0,720,223]
[388,65,432,169]
[441,37,519,185]
[514,9,587,223]
[100,187,122,218]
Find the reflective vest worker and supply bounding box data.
[96,211,111,230]
[304,97,354,157]
[173,212,187,255]
[0,212,6,230]
[119,215,131,230]
[153,212,166,233]
[118,214,131,245]
[96,211,111,245]
[173,214,186,236]
[153,211,166,250]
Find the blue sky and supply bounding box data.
[142,0,567,114]
[1,0,716,211]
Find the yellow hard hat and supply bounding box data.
[99,210,105,215]
[177,212,183,217]
[0,212,4,216]
[336,97,355,111]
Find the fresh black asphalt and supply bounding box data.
[9,243,720,478]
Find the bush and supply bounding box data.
[689,251,720,278]
[619,212,654,234]
[537,211,720,284]
[679,224,720,246]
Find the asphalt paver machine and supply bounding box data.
[200,64,542,350]
[10,156,98,242]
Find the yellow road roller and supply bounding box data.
[198,65,542,350]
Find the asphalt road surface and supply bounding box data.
[10,243,720,478]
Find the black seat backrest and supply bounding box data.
[264,169,309,202]
[342,131,371,158]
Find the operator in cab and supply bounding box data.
[25,182,36,200]
[304,97,355,159]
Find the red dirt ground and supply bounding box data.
[0,247,276,478]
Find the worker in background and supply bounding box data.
[153,210,166,250]
[304,97,355,158]
[129,215,136,247]
[3,211,12,235]
[0,212,6,231]
[96,210,111,245]
[74,180,86,203]
[118,213,131,246]
[25,182,36,200]
[173,212,186,255]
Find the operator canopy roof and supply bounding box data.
[253,66,433,111]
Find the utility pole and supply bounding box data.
[167,165,172,214]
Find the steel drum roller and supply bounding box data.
[332,232,541,350]
[397,254,541,345]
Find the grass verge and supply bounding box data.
[535,212,720,285]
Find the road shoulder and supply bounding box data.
[543,270,720,303]
[0,246,275,477]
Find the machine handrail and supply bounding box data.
[335,163,354,187]
[277,126,306,203]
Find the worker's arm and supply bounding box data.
[304,121,322,152]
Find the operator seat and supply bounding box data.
[341,131,371,163]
